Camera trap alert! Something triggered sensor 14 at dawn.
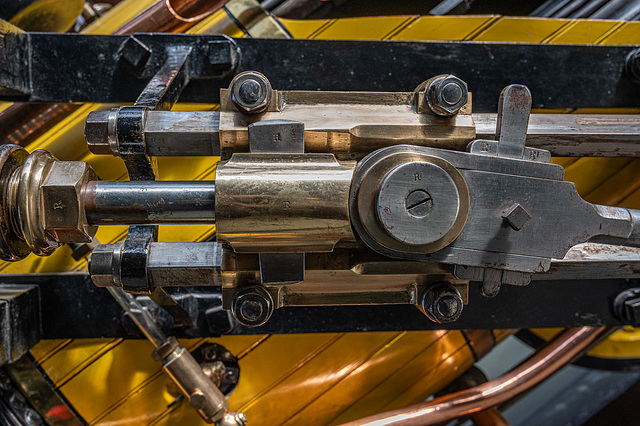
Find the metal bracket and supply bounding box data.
[248,120,306,285]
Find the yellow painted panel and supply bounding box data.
[41,339,121,387]
[474,17,569,43]
[549,20,620,44]
[60,340,162,422]
[583,159,640,206]
[600,21,640,45]
[313,16,414,40]
[241,332,400,424]
[330,331,470,424]
[619,186,640,210]
[285,330,447,425]
[29,339,71,364]
[226,333,341,409]
[0,102,12,114]
[564,157,632,197]
[155,157,217,180]
[115,334,338,425]
[279,18,331,39]
[96,373,178,426]
[392,16,496,41]
[83,0,158,35]
[189,9,244,38]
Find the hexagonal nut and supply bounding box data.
[41,161,98,243]
[426,75,468,117]
[230,71,272,114]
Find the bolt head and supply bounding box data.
[626,49,640,84]
[118,36,151,70]
[437,295,460,318]
[189,391,207,410]
[238,80,262,104]
[426,75,468,117]
[231,286,273,327]
[623,297,640,326]
[442,82,464,106]
[422,283,463,324]
[41,161,97,243]
[230,72,272,114]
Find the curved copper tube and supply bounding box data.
[116,0,228,34]
[341,326,612,426]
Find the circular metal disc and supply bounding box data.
[376,161,460,246]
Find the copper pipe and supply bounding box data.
[341,326,612,426]
[1,0,228,148]
[116,0,228,34]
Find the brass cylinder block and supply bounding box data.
[215,153,356,253]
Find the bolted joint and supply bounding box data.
[613,288,640,326]
[231,286,274,327]
[118,36,151,72]
[425,74,468,117]
[626,49,640,85]
[41,161,97,243]
[0,145,99,260]
[208,38,239,74]
[421,283,464,324]
[88,241,124,288]
[230,71,272,114]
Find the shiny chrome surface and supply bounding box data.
[84,181,215,225]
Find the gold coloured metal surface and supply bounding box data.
[215,153,356,252]
[219,90,476,160]
[221,249,468,310]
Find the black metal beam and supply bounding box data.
[0,31,639,112]
[0,273,635,339]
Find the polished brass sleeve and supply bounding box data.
[215,153,356,253]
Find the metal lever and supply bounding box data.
[107,287,245,425]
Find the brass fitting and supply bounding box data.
[0,145,97,260]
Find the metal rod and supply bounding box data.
[340,326,612,426]
[474,113,640,157]
[84,181,215,225]
[85,111,640,158]
[106,287,166,347]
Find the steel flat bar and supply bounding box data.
[85,110,640,157]
[2,32,640,111]
[2,272,635,338]
[474,113,640,156]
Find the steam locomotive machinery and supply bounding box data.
[1,16,640,426]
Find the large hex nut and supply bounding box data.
[41,161,97,243]
[426,75,468,117]
[230,71,272,114]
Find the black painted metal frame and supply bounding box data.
[1,30,639,112]
[0,273,634,339]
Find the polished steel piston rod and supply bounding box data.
[83,181,215,225]
[0,144,217,261]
